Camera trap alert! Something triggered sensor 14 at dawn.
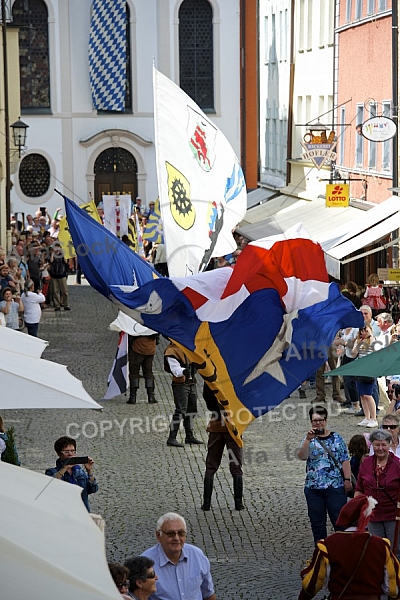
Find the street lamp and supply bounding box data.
[11,118,29,157]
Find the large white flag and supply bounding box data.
[153,67,247,277]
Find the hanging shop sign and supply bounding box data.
[325,183,349,207]
[301,130,337,170]
[378,268,400,282]
[361,116,397,142]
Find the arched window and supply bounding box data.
[94,148,137,174]
[179,0,214,111]
[12,0,50,112]
[19,154,51,197]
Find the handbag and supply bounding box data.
[317,438,356,495]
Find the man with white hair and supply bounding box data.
[375,311,394,349]
[141,512,216,600]
[360,304,380,337]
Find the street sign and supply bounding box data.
[326,183,349,207]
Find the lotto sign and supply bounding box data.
[325,183,349,207]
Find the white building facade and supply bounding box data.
[281,0,335,200]
[10,0,242,218]
[259,0,291,190]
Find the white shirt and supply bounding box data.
[167,357,186,377]
[341,328,358,358]
[21,291,46,324]
[375,329,392,350]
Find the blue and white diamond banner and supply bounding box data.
[89,0,126,111]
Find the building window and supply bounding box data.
[378,0,387,10]
[19,154,50,197]
[355,0,362,19]
[179,0,214,111]
[94,147,137,173]
[382,101,392,171]
[270,13,277,62]
[307,0,313,49]
[346,0,352,22]
[368,103,377,169]
[367,0,375,14]
[339,107,346,164]
[299,0,305,51]
[356,104,364,167]
[264,16,269,63]
[12,0,50,111]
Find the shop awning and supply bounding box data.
[236,194,400,278]
[236,196,365,245]
[326,212,400,260]
[240,194,304,225]
[246,187,280,209]
[324,211,400,278]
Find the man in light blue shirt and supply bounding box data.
[142,512,216,600]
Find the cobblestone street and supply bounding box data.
[7,283,365,599]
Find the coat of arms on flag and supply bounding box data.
[187,107,217,172]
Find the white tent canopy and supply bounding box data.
[0,325,48,358]
[0,328,102,410]
[0,462,120,600]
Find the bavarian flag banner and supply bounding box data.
[64,196,364,447]
[58,200,102,259]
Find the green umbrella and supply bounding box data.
[325,342,400,378]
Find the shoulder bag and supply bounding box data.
[317,437,357,494]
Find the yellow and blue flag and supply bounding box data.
[64,197,363,445]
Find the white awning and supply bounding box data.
[237,197,366,244]
[240,194,305,226]
[238,194,400,243]
[237,194,400,277]
[246,187,280,209]
[326,212,400,260]
[324,211,400,278]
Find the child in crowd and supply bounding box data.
[348,434,369,480]
[363,273,386,315]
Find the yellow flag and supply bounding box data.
[58,200,102,259]
[126,217,137,253]
[166,162,195,230]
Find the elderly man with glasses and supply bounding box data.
[141,512,216,600]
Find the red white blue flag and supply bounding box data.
[64,198,364,444]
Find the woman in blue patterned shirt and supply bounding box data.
[297,405,353,544]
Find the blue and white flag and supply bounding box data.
[104,332,128,400]
[89,0,126,111]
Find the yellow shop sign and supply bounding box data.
[325,183,349,207]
